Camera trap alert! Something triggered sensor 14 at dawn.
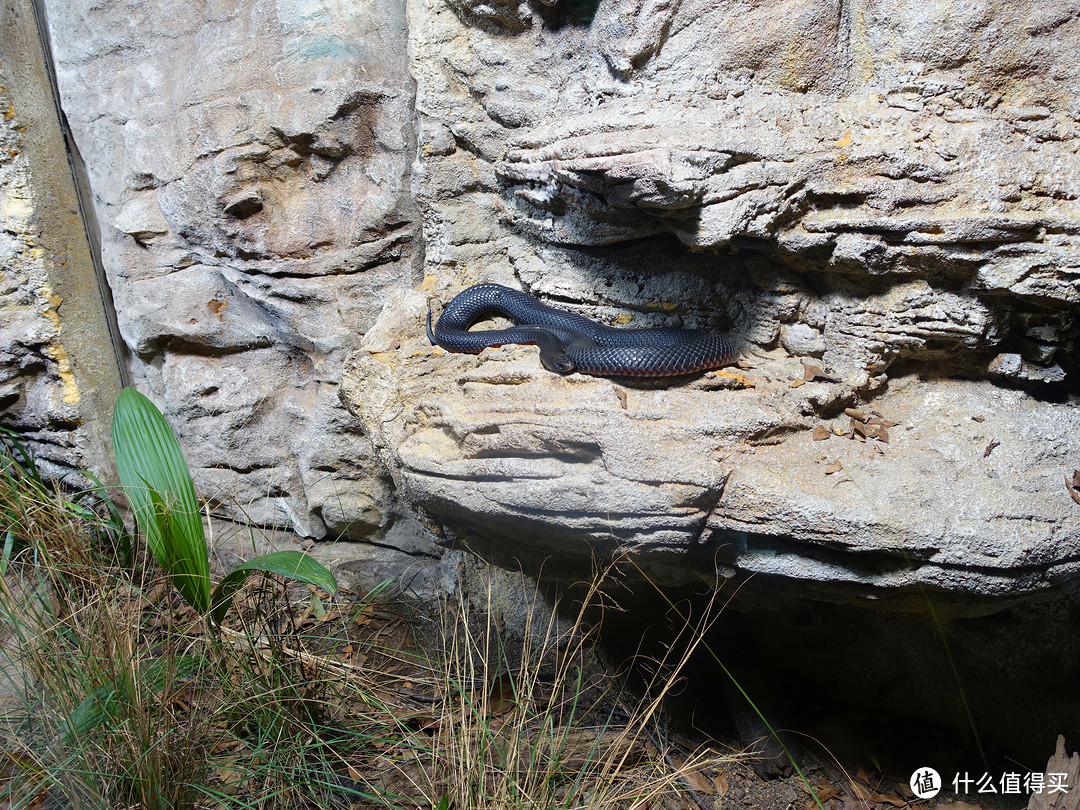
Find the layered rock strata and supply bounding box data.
[39,0,418,539]
[343,287,1080,609]
[338,0,1080,603]
[28,0,1080,608]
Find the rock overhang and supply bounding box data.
[341,288,1080,614]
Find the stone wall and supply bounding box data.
[339,0,1080,605]
[6,0,1078,608]
[38,0,419,544]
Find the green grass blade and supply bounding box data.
[0,426,39,480]
[77,470,134,562]
[210,550,337,626]
[111,387,210,613]
[0,530,16,575]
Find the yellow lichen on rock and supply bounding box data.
[44,342,79,405]
[37,283,62,329]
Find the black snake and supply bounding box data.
[427,283,737,378]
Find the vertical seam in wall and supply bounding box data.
[29,0,133,389]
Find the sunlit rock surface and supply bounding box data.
[341,286,1080,608]
[35,0,1080,606]
[343,0,1080,603]
[40,0,418,538]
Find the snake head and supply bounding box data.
[541,352,576,375]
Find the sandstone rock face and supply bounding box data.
[344,0,1080,605]
[41,0,418,538]
[34,0,1080,608]
[0,108,72,457]
[342,289,1080,610]
[410,0,1079,387]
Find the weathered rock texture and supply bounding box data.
[337,0,1080,605]
[0,0,123,482]
[22,0,1080,610]
[410,0,1079,388]
[39,0,419,539]
[343,290,1080,610]
[0,0,1071,766]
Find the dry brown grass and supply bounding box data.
[0,434,743,809]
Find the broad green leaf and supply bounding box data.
[63,686,120,743]
[146,482,211,614]
[62,656,201,745]
[210,550,337,626]
[111,388,210,613]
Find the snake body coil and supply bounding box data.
[427,283,737,378]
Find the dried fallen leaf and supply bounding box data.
[877,426,890,443]
[487,671,517,716]
[845,407,870,422]
[1073,470,1080,488]
[972,414,985,422]
[404,710,442,734]
[871,791,908,807]
[816,784,842,802]
[804,362,824,381]
[813,425,831,441]
[672,762,713,795]
[824,460,843,475]
[216,766,246,788]
[615,387,628,409]
[1067,476,1080,506]
[210,738,242,755]
[713,772,729,797]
